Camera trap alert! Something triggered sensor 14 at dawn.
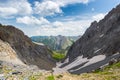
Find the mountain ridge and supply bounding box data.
[54,4,120,74]
[0,24,55,70]
[30,35,79,51]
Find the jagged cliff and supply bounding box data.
[67,4,120,61]
[54,4,120,74]
[0,24,55,70]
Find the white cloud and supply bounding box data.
[0,7,17,17]
[34,1,62,16]
[35,13,106,36]
[34,0,91,16]
[16,16,50,25]
[92,13,106,21]
[0,0,32,18]
[54,0,89,6]
[35,20,92,36]
[53,21,63,28]
[0,0,92,18]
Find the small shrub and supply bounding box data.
[29,75,37,80]
[56,74,63,78]
[46,75,55,80]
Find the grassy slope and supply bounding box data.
[54,62,120,80]
[52,51,66,61]
[0,61,120,80]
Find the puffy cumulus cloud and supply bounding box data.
[34,1,62,16]
[35,20,92,36]
[0,7,17,17]
[16,16,50,25]
[0,0,91,18]
[53,0,89,6]
[34,0,91,16]
[0,0,32,18]
[52,21,63,28]
[35,13,106,36]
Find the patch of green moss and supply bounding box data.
[81,73,91,78]
[52,51,66,61]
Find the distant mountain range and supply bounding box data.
[30,35,80,51]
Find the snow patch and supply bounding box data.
[53,55,88,74]
[94,48,101,53]
[63,56,88,70]
[70,55,106,72]
[100,34,104,37]
[33,42,44,46]
[53,55,106,74]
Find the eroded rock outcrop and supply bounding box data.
[0,24,55,70]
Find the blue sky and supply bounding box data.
[0,0,120,36]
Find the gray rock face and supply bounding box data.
[0,24,55,70]
[60,4,120,74]
[67,4,120,61]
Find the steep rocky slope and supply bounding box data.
[0,24,55,70]
[54,4,120,74]
[67,4,120,61]
[0,39,24,65]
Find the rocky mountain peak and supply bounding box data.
[56,4,120,74]
[0,24,55,70]
[68,4,120,60]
